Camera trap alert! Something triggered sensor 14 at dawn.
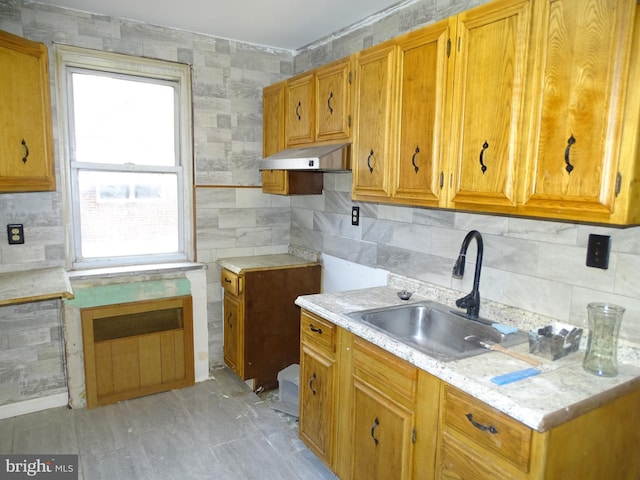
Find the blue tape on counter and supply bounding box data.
[491,367,541,385]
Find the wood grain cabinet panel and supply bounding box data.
[448,0,531,212]
[316,56,353,142]
[82,296,194,408]
[286,73,315,147]
[352,43,398,201]
[0,30,55,192]
[393,18,453,207]
[519,0,640,224]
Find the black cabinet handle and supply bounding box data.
[479,141,489,174]
[309,324,323,334]
[565,135,575,174]
[295,101,302,121]
[226,312,232,328]
[327,91,334,114]
[21,139,29,164]
[466,413,498,434]
[367,149,374,173]
[411,145,420,173]
[309,372,317,395]
[371,417,380,445]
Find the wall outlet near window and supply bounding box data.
[7,224,24,244]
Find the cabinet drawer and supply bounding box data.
[301,311,336,353]
[353,336,417,406]
[442,385,532,472]
[221,269,241,296]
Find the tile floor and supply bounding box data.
[0,367,338,480]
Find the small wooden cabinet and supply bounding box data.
[221,263,321,391]
[81,296,194,408]
[350,337,418,480]
[447,0,530,212]
[299,311,338,467]
[352,43,398,201]
[392,19,453,208]
[261,79,324,195]
[0,30,55,192]
[315,56,353,142]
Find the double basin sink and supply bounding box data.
[346,300,528,362]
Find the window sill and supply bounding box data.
[67,262,206,282]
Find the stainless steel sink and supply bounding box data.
[346,300,528,362]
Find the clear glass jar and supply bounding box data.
[583,303,625,377]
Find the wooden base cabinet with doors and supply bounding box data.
[221,263,321,392]
[0,30,55,192]
[298,309,640,480]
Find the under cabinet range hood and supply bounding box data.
[259,143,351,172]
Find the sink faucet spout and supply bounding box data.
[452,230,484,318]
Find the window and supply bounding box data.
[55,46,194,269]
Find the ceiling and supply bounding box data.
[35,0,406,51]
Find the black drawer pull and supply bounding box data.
[21,139,29,163]
[565,135,576,174]
[371,417,380,445]
[309,372,317,395]
[224,278,232,283]
[466,413,498,434]
[309,324,323,334]
[479,141,489,174]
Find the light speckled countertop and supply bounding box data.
[217,254,319,274]
[295,275,640,433]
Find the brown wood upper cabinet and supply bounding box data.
[519,0,640,224]
[447,0,530,212]
[353,0,531,211]
[0,30,55,192]
[285,56,354,148]
[261,57,353,195]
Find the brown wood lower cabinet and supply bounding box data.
[299,308,640,480]
[222,263,321,391]
[81,296,194,408]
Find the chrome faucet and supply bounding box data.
[452,230,483,318]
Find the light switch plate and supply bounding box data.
[586,234,610,269]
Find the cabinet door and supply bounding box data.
[316,57,352,142]
[0,30,55,192]
[263,81,286,157]
[520,0,637,221]
[448,0,531,211]
[223,294,243,377]
[351,377,415,480]
[393,19,454,207]
[299,343,336,467]
[286,73,315,146]
[352,44,398,201]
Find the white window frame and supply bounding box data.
[55,45,194,270]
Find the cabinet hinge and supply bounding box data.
[439,171,444,189]
[412,427,417,444]
[446,39,451,58]
[615,172,622,197]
